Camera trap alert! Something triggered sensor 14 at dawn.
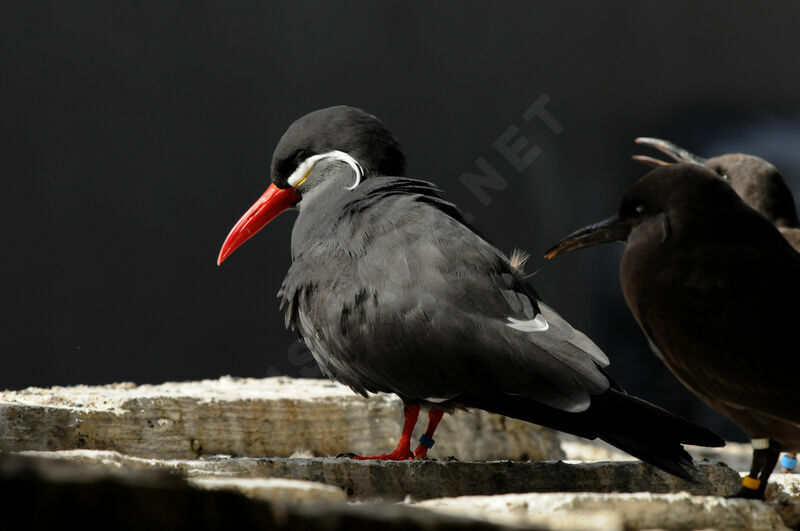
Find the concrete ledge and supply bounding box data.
[0,452,515,531]
[7,450,800,530]
[0,376,562,462]
[188,477,348,504]
[4,377,798,529]
[764,474,800,528]
[418,491,792,530]
[17,450,740,500]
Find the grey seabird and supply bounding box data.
[218,106,722,479]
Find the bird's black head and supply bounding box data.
[217,106,406,265]
[270,106,406,192]
[633,138,799,228]
[545,164,745,258]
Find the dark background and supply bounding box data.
[2,1,799,441]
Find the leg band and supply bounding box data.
[751,438,770,450]
[741,476,761,490]
[780,455,797,470]
[418,434,435,449]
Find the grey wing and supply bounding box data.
[284,195,611,412]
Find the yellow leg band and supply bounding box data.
[742,476,761,490]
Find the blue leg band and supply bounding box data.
[418,434,435,449]
[780,455,797,470]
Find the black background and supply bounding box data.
[2,1,799,441]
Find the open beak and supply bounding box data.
[631,154,673,167]
[217,184,300,265]
[544,215,631,259]
[632,137,707,167]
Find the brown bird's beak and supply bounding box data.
[544,215,631,259]
[631,154,673,167]
[217,184,300,265]
[632,137,707,167]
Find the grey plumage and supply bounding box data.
[220,106,722,479]
[280,168,608,413]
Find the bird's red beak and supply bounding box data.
[217,184,300,265]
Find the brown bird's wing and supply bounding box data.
[634,235,800,427]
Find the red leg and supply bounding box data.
[352,404,420,460]
[413,408,445,458]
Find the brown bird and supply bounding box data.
[546,163,800,499]
[633,137,800,250]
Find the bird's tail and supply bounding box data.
[585,389,724,481]
[460,388,724,482]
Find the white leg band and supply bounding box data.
[751,438,770,450]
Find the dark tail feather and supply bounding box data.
[588,390,724,481]
[458,388,724,482]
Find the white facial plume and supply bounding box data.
[287,150,364,190]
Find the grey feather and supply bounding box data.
[280,167,610,412]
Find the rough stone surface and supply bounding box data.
[9,449,798,530]
[561,433,756,472]
[763,473,800,528]
[558,433,630,463]
[0,376,562,462]
[18,449,740,500]
[689,441,755,472]
[418,491,792,530]
[4,377,799,530]
[0,453,518,531]
[189,477,348,504]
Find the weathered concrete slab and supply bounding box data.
[0,376,563,462]
[0,452,526,531]
[689,441,754,472]
[418,491,792,530]
[560,434,757,473]
[4,376,799,530]
[188,477,348,504]
[10,448,800,531]
[18,449,741,500]
[763,473,800,528]
[8,449,800,530]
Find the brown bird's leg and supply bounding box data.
[737,438,780,499]
[413,408,445,458]
[754,445,781,496]
[350,404,420,460]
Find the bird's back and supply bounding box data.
[281,176,610,411]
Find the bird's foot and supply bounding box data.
[729,487,765,500]
[729,476,766,500]
[337,448,414,461]
[413,432,437,459]
[413,444,430,459]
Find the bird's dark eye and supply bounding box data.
[635,204,646,215]
[293,149,309,166]
[712,166,729,181]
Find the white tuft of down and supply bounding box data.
[509,248,530,274]
[287,150,364,190]
[424,397,452,404]
[506,315,549,332]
